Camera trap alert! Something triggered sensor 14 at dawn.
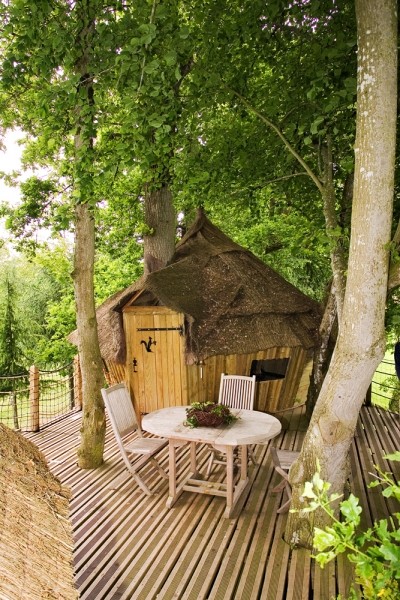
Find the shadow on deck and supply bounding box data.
[25,405,399,600]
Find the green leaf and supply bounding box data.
[379,542,400,564]
[164,50,177,66]
[313,528,336,550]
[179,25,190,39]
[340,495,362,523]
[384,452,400,461]
[148,114,165,128]
[310,116,325,135]
[144,59,160,74]
[302,481,316,499]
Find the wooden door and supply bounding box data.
[124,306,187,414]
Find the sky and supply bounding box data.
[0,130,24,246]
[0,130,59,247]
[0,129,24,205]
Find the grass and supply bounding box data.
[0,369,75,430]
[371,349,397,410]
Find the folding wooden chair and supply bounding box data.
[206,373,256,477]
[270,447,300,513]
[101,383,168,495]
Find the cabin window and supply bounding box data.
[250,358,289,382]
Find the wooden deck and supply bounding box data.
[25,405,399,600]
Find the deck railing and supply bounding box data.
[0,353,397,433]
[372,357,399,411]
[0,356,82,432]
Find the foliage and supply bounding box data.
[0,274,26,381]
[301,455,400,599]
[184,401,238,428]
[0,247,76,367]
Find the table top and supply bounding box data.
[142,406,282,446]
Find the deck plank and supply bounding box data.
[23,405,399,600]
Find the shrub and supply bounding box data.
[301,453,400,599]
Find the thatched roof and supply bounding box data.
[0,424,77,600]
[69,209,321,365]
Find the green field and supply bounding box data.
[371,350,398,410]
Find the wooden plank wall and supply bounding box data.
[182,346,308,413]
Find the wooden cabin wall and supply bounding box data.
[120,305,310,415]
[103,361,126,386]
[183,346,309,413]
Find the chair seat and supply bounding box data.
[275,449,300,470]
[125,437,168,455]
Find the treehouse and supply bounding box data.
[70,210,321,415]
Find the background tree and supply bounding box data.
[0,273,27,429]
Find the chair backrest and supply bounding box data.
[218,373,256,410]
[101,383,142,439]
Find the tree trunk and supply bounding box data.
[285,0,397,546]
[305,283,337,420]
[73,0,106,469]
[320,138,347,323]
[74,204,106,468]
[143,184,176,275]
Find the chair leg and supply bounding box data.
[272,479,287,493]
[149,457,168,479]
[128,470,154,495]
[276,496,291,514]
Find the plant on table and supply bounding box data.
[184,401,238,428]
[300,453,400,600]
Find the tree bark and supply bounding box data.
[305,282,337,420]
[285,0,397,546]
[73,0,106,468]
[320,137,347,324]
[143,184,176,275]
[74,204,106,468]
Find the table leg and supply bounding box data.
[240,445,248,481]
[224,445,251,518]
[189,441,198,475]
[166,438,192,509]
[226,445,234,515]
[166,439,177,508]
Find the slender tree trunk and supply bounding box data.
[285,0,397,546]
[143,184,176,274]
[320,137,347,323]
[305,283,337,419]
[73,0,106,468]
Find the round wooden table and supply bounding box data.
[142,406,281,518]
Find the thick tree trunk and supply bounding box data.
[285,0,397,546]
[73,0,106,468]
[143,184,176,274]
[74,204,106,468]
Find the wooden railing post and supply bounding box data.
[29,365,40,432]
[74,355,83,411]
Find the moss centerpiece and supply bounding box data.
[184,401,238,428]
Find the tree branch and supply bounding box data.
[226,86,324,194]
